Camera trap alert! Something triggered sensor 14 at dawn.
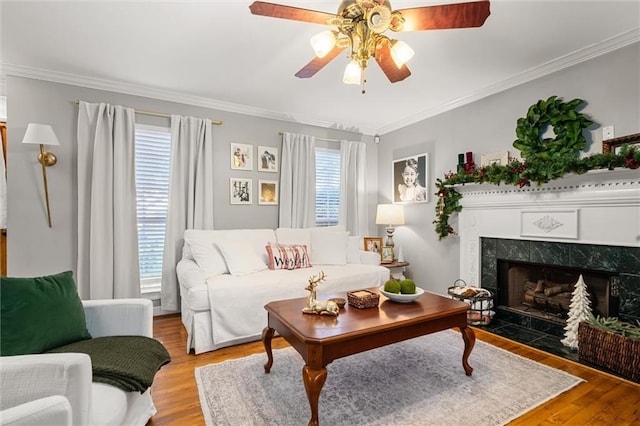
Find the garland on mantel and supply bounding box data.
[434,96,640,240]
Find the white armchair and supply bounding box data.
[0,299,157,426]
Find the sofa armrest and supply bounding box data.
[82,299,153,338]
[177,259,207,293]
[0,353,91,425]
[0,395,72,426]
[359,250,381,265]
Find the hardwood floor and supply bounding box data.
[148,314,640,426]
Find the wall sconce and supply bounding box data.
[374,134,380,144]
[22,123,60,227]
[375,203,405,247]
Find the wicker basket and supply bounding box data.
[578,322,640,383]
[347,289,379,309]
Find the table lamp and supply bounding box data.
[376,204,405,248]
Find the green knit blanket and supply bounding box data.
[47,335,171,393]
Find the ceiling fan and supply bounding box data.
[249,0,491,92]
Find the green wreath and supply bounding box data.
[513,96,593,161]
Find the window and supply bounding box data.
[315,148,341,226]
[135,125,171,294]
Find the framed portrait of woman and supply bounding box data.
[393,153,428,204]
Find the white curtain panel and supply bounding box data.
[76,102,140,299]
[278,132,316,228]
[339,140,368,236]
[0,137,6,229]
[161,115,215,312]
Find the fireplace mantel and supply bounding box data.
[456,168,640,286]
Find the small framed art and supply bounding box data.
[258,146,278,172]
[602,133,640,154]
[481,151,509,167]
[230,178,252,205]
[363,237,383,254]
[231,143,253,171]
[258,180,278,205]
[393,154,428,204]
[381,246,394,263]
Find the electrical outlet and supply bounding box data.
[602,125,614,140]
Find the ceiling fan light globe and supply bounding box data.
[343,60,362,84]
[310,30,337,58]
[390,40,414,68]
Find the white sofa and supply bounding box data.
[177,227,390,354]
[0,299,157,426]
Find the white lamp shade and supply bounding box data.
[390,40,415,68]
[376,204,405,226]
[22,123,60,146]
[342,60,362,85]
[310,30,336,58]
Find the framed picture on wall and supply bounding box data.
[230,143,253,171]
[257,146,278,172]
[393,153,428,204]
[230,178,252,205]
[258,180,278,205]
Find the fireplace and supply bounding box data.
[453,169,640,337]
[480,238,636,336]
[498,259,618,323]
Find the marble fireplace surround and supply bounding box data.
[455,168,640,329]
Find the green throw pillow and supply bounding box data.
[0,270,91,356]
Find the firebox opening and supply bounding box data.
[497,260,618,324]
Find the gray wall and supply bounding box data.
[378,43,640,296]
[6,78,379,276]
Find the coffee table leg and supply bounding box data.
[460,325,476,376]
[302,365,327,426]
[262,326,275,373]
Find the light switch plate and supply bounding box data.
[602,125,614,140]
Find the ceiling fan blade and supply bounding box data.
[395,0,490,32]
[375,43,411,83]
[249,1,335,25]
[295,46,346,79]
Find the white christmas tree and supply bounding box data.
[561,274,594,349]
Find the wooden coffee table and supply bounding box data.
[262,288,475,426]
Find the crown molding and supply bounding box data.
[376,28,640,135]
[1,28,637,137]
[0,62,369,135]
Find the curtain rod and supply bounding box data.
[75,100,222,125]
[278,131,339,143]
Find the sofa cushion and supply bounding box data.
[275,228,311,247]
[186,239,228,277]
[347,236,362,264]
[0,271,91,356]
[216,239,268,276]
[265,244,312,270]
[310,228,348,265]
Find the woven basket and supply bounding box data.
[347,289,379,309]
[578,322,640,383]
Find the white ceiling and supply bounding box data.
[1,1,639,136]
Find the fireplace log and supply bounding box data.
[544,284,574,296]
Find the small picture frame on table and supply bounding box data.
[381,246,394,264]
[363,237,383,254]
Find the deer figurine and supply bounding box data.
[302,271,339,317]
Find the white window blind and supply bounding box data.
[135,125,171,293]
[315,148,341,227]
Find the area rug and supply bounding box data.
[195,330,583,425]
